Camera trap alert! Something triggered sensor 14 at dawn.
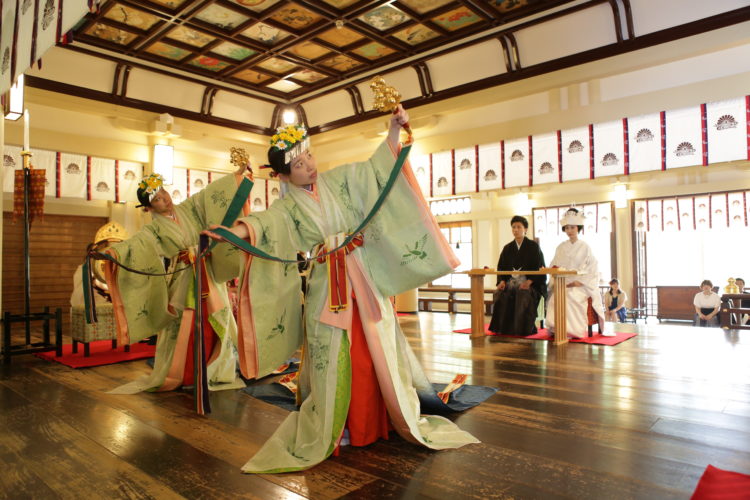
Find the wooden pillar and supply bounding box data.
[720,295,730,329]
[469,270,485,338]
[553,274,568,345]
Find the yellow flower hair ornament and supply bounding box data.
[136,173,166,207]
[269,123,310,165]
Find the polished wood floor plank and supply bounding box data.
[0,386,184,499]
[2,314,750,499]
[0,369,303,500]
[24,357,379,499]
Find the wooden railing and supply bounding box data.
[720,294,750,330]
[417,287,495,315]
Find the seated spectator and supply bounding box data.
[694,280,720,327]
[604,278,628,323]
[489,215,546,337]
[732,277,749,326]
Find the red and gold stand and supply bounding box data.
[2,151,63,364]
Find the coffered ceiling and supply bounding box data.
[25,0,749,135]
[73,0,572,100]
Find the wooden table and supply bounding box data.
[461,269,579,344]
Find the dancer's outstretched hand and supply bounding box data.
[202,224,230,242]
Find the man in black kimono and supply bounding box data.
[489,215,547,337]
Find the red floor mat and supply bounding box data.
[35,340,155,368]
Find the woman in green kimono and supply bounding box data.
[206,106,479,473]
[105,165,252,398]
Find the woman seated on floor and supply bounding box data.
[693,279,720,327]
[604,278,628,323]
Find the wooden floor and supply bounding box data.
[2,314,750,499]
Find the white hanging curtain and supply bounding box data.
[453,146,476,194]
[251,178,267,211]
[531,132,558,185]
[35,0,62,67]
[647,199,663,232]
[0,2,17,93]
[593,120,625,178]
[59,153,86,199]
[267,179,281,204]
[662,198,679,231]
[118,161,143,204]
[431,150,452,197]
[503,137,529,188]
[2,144,22,193]
[665,106,703,169]
[409,153,431,198]
[561,126,590,182]
[33,148,57,198]
[90,157,116,201]
[597,202,612,233]
[532,208,546,239]
[14,0,35,82]
[546,207,563,238]
[627,113,662,173]
[0,1,88,93]
[706,98,748,164]
[678,197,695,231]
[169,167,188,204]
[694,195,710,231]
[728,191,746,228]
[710,193,728,229]
[190,170,209,195]
[582,204,598,234]
[477,142,502,191]
[634,200,647,232]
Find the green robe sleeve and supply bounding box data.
[324,141,458,296]
[237,200,304,377]
[183,172,250,283]
[108,227,174,343]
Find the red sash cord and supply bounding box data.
[315,233,364,312]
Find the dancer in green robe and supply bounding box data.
[105,165,252,395]
[206,106,479,473]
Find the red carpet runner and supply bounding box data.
[452,325,637,345]
[35,340,155,368]
[690,465,750,500]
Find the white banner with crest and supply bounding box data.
[627,113,661,173]
[431,150,452,197]
[561,127,590,182]
[503,137,529,188]
[453,146,476,194]
[59,152,86,198]
[706,98,748,164]
[665,106,702,169]
[477,142,501,191]
[593,121,625,178]
[531,133,558,185]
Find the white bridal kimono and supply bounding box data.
[545,238,605,338]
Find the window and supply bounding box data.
[433,221,472,288]
[634,191,750,286]
[533,203,615,285]
[430,197,471,216]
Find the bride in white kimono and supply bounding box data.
[545,208,613,338]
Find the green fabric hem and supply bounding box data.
[207,308,227,341]
[325,334,352,457]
